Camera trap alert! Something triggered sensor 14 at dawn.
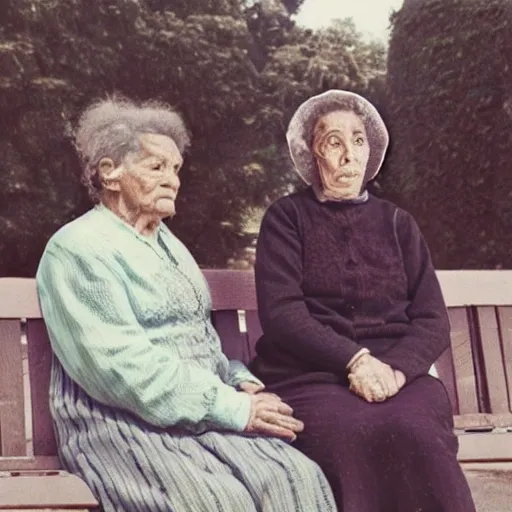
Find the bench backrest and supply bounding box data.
[1,270,512,471]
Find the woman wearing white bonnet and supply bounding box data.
[251,90,476,511]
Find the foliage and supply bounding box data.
[384,0,512,269]
[0,0,386,275]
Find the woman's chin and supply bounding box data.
[154,198,176,217]
[325,184,360,200]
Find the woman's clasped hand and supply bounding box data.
[347,353,406,403]
[245,392,304,442]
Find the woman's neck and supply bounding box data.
[101,196,161,237]
[312,183,369,204]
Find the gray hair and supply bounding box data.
[286,90,389,186]
[304,96,371,155]
[75,97,191,202]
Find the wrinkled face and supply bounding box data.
[118,133,183,218]
[312,110,370,200]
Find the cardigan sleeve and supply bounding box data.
[225,360,264,389]
[378,209,450,381]
[36,240,251,433]
[255,198,364,372]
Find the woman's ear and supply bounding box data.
[98,157,122,191]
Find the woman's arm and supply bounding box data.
[378,209,451,381]
[225,360,265,390]
[36,240,251,433]
[255,198,364,372]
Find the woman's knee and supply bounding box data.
[378,385,456,449]
[262,448,334,503]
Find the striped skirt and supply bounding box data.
[50,359,336,512]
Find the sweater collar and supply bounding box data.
[311,184,369,204]
[93,202,167,258]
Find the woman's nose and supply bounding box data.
[342,144,354,163]
[170,173,180,190]
[162,168,180,189]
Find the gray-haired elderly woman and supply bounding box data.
[251,90,477,511]
[35,98,336,512]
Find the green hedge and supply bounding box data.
[384,0,512,268]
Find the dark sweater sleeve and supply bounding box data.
[378,208,450,381]
[255,197,364,372]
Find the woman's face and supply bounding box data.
[312,110,370,199]
[116,133,183,218]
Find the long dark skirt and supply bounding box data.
[262,371,476,512]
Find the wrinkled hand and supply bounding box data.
[244,392,304,442]
[348,354,406,403]
[394,369,406,390]
[238,381,265,394]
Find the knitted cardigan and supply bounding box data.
[36,203,260,433]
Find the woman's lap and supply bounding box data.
[51,360,335,512]
[265,374,475,512]
[57,415,335,512]
[267,373,454,440]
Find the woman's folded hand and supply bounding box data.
[238,381,265,394]
[348,354,406,403]
[244,392,304,441]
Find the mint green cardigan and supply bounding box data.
[36,204,259,433]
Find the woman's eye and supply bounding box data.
[327,136,341,147]
[355,137,365,146]
[151,163,163,171]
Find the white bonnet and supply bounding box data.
[286,90,389,185]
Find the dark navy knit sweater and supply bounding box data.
[254,187,450,382]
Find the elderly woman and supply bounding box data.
[35,98,336,512]
[251,90,476,512]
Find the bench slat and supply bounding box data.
[448,308,479,414]
[211,310,250,363]
[435,347,458,414]
[245,310,262,361]
[203,270,257,311]
[438,270,512,307]
[0,278,40,319]
[476,307,509,413]
[0,320,26,457]
[496,307,512,413]
[26,319,57,457]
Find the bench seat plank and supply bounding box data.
[454,413,512,430]
[458,432,512,462]
[0,456,61,472]
[0,472,98,509]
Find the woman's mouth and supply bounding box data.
[335,174,359,183]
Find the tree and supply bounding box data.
[0,0,387,276]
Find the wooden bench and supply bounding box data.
[1,270,512,509]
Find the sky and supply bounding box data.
[294,0,405,43]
